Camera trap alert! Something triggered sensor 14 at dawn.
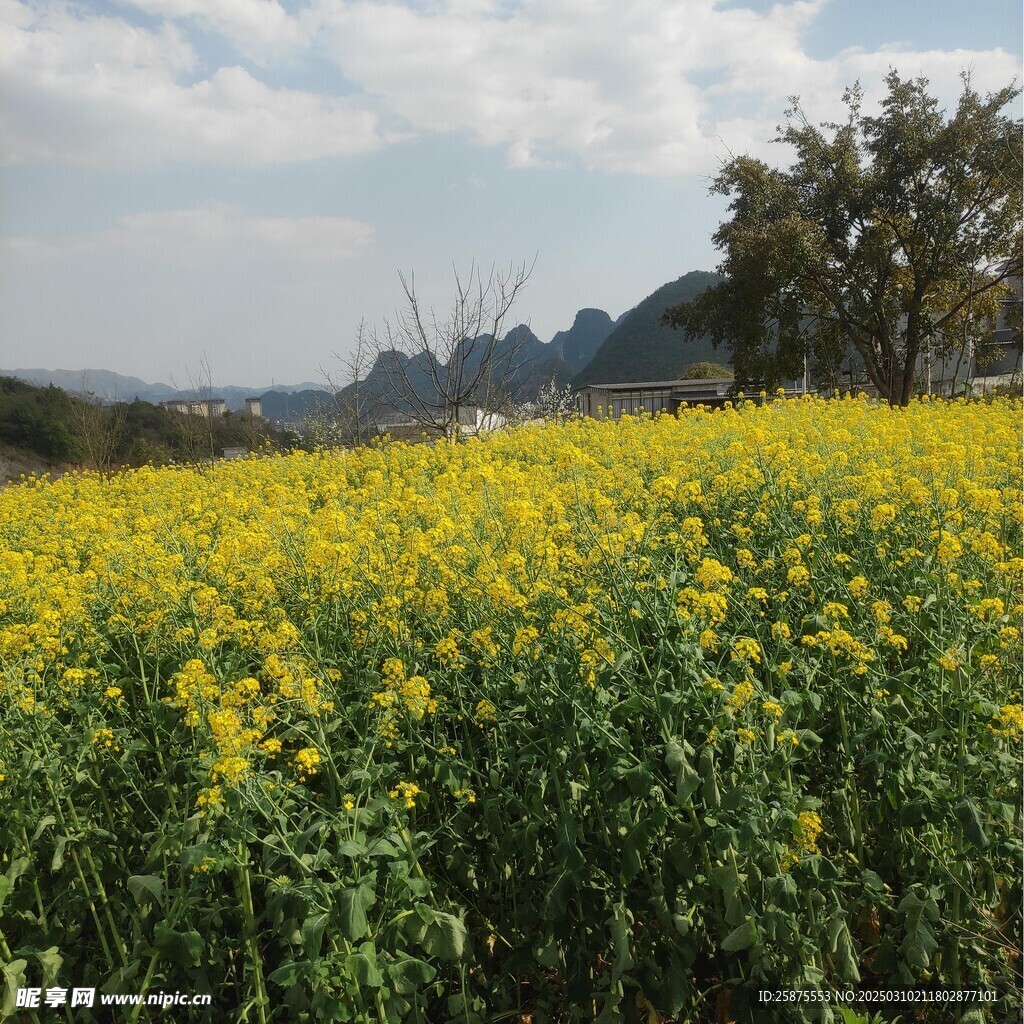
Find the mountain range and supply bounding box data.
[5,368,327,412]
[8,271,725,417]
[574,271,725,385]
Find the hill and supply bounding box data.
[0,375,292,477]
[256,389,336,422]
[339,324,570,418]
[573,271,725,386]
[9,368,325,412]
[548,309,616,374]
[7,273,731,428]
[11,368,178,405]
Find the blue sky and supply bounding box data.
[1,0,1021,388]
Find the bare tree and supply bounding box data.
[365,260,536,441]
[167,355,220,469]
[317,320,383,447]
[68,373,128,475]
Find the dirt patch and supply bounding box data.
[0,447,60,487]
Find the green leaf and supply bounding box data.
[958,1010,986,1024]
[897,889,939,974]
[720,919,756,951]
[608,902,635,982]
[344,953,383,987]
[795,729,822,749]
[337,839,368,858]
[0,877,9,917]
[898,800,927,827]
[612,651,633,674]
[1,959,28,1021]
[887,696,911,720]
[405,877,432,898]
[366,836,402,858]
[665,741,700,804]
[5,857,29,885]
[31,815,57,842]
[534,936,560,967]
[34,947,63,988]
[387,956,436,994]
[953,797,989,848]
[52,835,70,871]
[422,912,467,961]
[154,923,204,967]
[268,960,311,988]
[301,912,329,957]
[128,874,164,907]
[766,873,799,911]
[831,921,861,984]
[337,888,369,941]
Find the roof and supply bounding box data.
[160,396,225,403]
[578,377,736,390]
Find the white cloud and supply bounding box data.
[0,0,1019,173]
[115,0,313,64]
[2,202,374,261]
[0,1,389,166]
[308,0,1021,174]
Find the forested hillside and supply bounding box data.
[574,271,725,385]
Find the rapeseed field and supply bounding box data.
[0,395,1020,1022]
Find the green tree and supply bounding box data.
[662,72,1023,405]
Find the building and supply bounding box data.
[836,274,1023,397]
[456,405,507,433]
[244,397,262,418]
[160,397,227,418]
[576,377,791,419]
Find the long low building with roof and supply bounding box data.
[575,377,810,419]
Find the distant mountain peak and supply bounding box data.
[573,271,726,387]
[550,309,615,373]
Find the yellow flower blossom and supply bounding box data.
[730,638,761,664]
[794,810,823,854]
[389,781,422,809]
[989,705,1023,741]
[294,747,322,778]
[726,679,756,712]
[474,699,498,724]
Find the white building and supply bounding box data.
[160,397,227,417]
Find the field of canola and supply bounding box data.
[0,395,1021,1023]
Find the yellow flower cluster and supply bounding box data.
[371,658,440,743]
[0,394,1018,826]
[294,746,322,780]
[389,781,422,809]
[989,704,1023,742]
[474,699,498,724]
[794,810,824,854]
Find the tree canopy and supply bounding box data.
[662,72,1023,405]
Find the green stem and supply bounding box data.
[70,847,116,971]
[65,804,129,968]
[21,826,48,932]
[236,842,268,1024]
[836,704,865,865]
[128,951,162,1024]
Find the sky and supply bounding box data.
[1,0,1021,389]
